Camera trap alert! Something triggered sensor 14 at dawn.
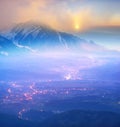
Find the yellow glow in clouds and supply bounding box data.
[75,24,80,30]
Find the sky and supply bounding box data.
[0,0,120,50]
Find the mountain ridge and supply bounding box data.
[0,22,109,56]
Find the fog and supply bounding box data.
[1,49,120,82]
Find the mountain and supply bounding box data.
[9,22,85,49]
[1,22,120,57]
[6,22,104,52]
[0,35,17,56]
[0,22,107,56]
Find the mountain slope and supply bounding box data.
[8,22,102,51]
[0,35,17,56]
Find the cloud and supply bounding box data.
[0,0,120,32]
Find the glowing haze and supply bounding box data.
[0,0,120,50]
[0,0,120,32]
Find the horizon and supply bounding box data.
[0,0,120,50]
